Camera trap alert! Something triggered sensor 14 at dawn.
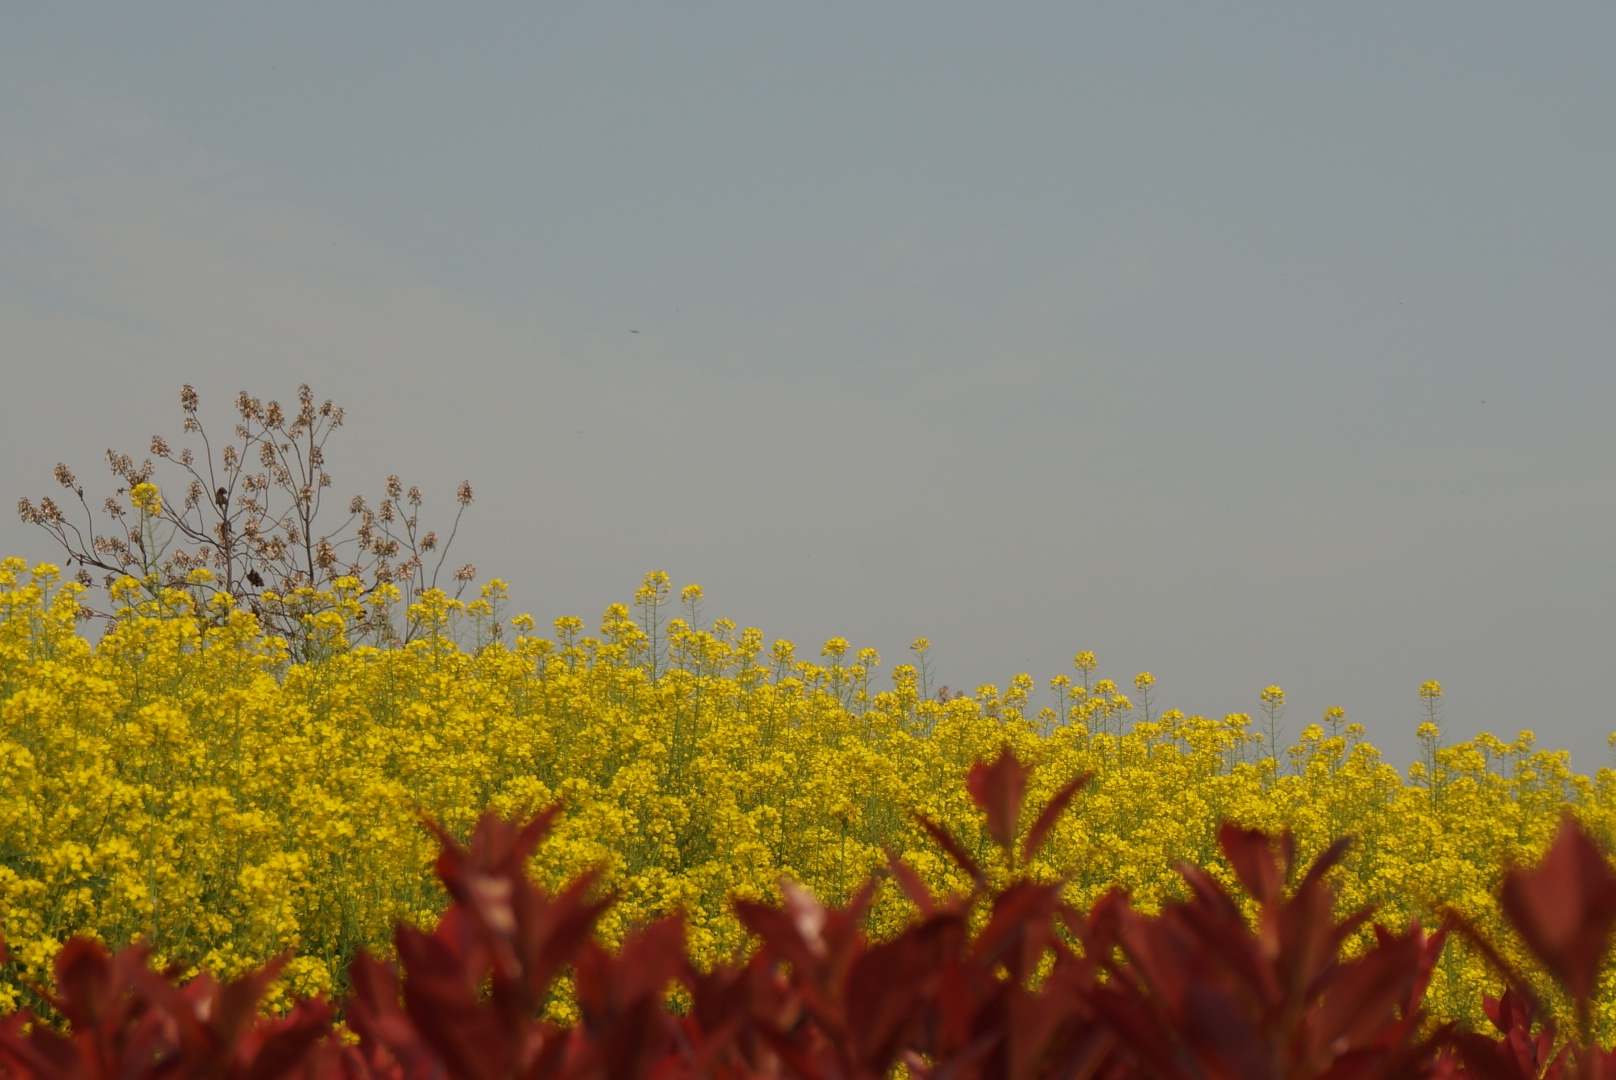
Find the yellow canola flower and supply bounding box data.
[0,559,1612,1035]
[130,483,163,515]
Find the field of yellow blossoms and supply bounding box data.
[3,553,1615,1036]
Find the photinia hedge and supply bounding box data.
[1,749,1613,1080]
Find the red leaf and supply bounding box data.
[967,748,1029,853]
[346,952,443,1080]
[970,880,1065,984]
[844,922,959,1071]
[573,916,687,1026]
[915,814,986,890]
[886,850,937,916]
[1499,815,1616,1005]
[49,938,118,1032]
[1020,772,1090,865]
[397,925,515,1080]
[569,918,688,1078]
[1218,823,1287,907]
[1091,826,1442,1080]
[240,1000,336,1080]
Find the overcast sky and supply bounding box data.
[3,5,1614,770]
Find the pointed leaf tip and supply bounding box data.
[1500,814,1616,1005]
[915,814,985,889]
[885,849,937,915]
[1020,772,1090,864]
[1218,823,1286,906]
[967,747,1029,853]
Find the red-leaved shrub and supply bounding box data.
[1,749,1613,1080]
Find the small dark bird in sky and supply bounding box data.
[215,487,228,508]
[630,329,640,333]
[246,570,264,588]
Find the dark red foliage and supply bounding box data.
[1499,817,1616,1010]
[1446,990,1570,1080]
[967,750,1029,855]
[0,940,332,1080]
[2,751,1613,1080]
[1079,826,1446,1080]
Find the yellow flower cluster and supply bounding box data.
[2,555,1614,1033]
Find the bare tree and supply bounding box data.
[18,384,476,655]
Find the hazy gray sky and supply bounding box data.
[4,5,1615,769]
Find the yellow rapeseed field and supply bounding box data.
[3,505,1615,1033]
